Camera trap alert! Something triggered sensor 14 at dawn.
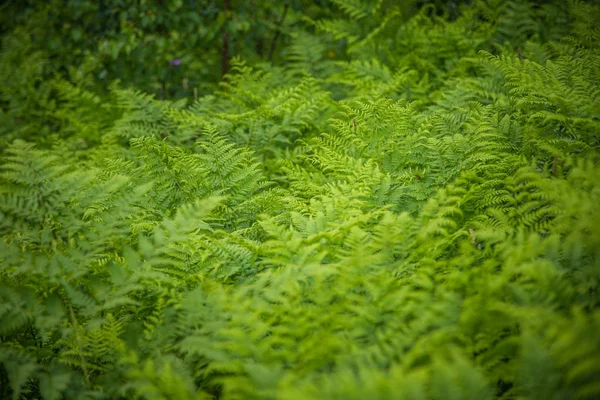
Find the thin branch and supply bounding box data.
[269,2,289,61]
[221,0,231,78]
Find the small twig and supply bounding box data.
[256,37,264,58]
[29,325,43,348]
[269,2,289,61]
[221,0,231,78]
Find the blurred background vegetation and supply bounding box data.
[1,0,582,147]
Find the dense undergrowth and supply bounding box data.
[1,0,599,399]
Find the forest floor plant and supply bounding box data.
[1,0,599,399]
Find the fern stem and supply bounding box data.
[69,306,90,384]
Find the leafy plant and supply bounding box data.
[1,1,599,399]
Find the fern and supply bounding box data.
[1,1,600,399]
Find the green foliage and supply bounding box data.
[1,0,600,399]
